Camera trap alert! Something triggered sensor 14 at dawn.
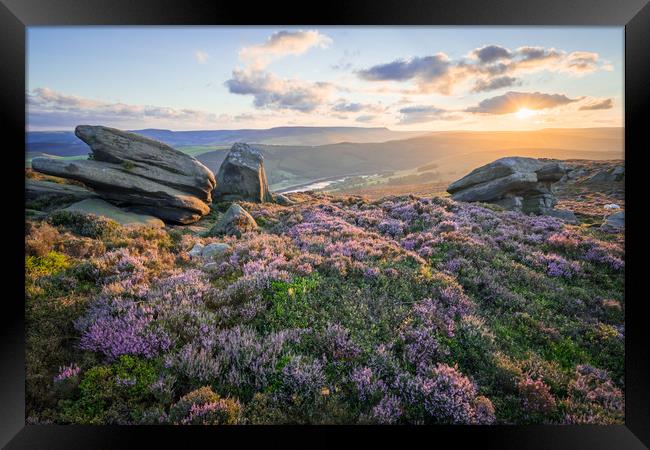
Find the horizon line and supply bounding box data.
[26,125,625,134]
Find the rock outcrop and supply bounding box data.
[31,125,216,224]
[213,143,273,203]
[26,179,98,204]
[63,198,165,228]
[601,211,624,231]
[447,157,569,216]
[585,165,625,184]
[208,203,258,237]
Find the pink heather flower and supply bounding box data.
[364,267,381,279]
[351,366,387,401]
[280,355,326,397]
[53,364,80,383]
[77,297,172,360]
[370,394,402,424]
[422,363,479,423]
[377,219,405,237]
[322,323,361,360]
[517,377,557,414]
[529,252,582,278]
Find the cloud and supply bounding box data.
[471,45,513,63]
[357,44,606,95]
[357,54,466,95]
[28,87,103,109]
[331,49,361,71]
[512,47,602,76]
[471,76,520,93]
[331,100,386,115]
[398,105,462,124]
[355,115,376,123]
[465,91,578,114]
[517,46,562,62]
[239,30,332,69]
[194,50,209,64]
[358,54,450,82]
[332,102,365,113]
[27,87,221,129]
[226,30,335,111]
[564,51,600,74]
[225,70,333,112]
[579,98,614,110]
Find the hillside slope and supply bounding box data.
[25,164,624,425]
[194,128,623,188]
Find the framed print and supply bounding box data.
[1,0,649,447]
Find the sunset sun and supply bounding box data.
[515,107,536,119]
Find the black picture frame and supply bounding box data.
[2,0,648,447]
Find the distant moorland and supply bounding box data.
[27,126,623,193]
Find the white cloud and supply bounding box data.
[226,30,335,112]
[358,45,608,95]
[27,87,223,130]
[398,105,462,124]
[331,100,387,115]
[239,30,332,70]
[194,50,209,64]
[225,70,333,112]
[579,98,614,111]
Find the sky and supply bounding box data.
[26,26,624,132]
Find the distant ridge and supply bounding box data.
[26,126,623,162]
[27,126,428,157]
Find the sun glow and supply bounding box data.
[515,108,537,119]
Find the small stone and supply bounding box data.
[203,262,220,272]
[274,193,295,206]
[208,203,258,237]
[201,243,230,259]
[601,211,624,231]
[188,243,205,258]
[546,209,578,223]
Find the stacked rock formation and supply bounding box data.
[31,125,216,224]
[447,157,569,216]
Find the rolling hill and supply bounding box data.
[25,126,428,160]
[194,127,624,188]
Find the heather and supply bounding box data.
[25,192,624,425]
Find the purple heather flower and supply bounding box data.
[370,394,402,424]
[53,364,80,383]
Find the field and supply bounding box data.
[25,166,624,425]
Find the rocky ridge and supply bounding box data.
[31,125,216,224]
[447,157,574,220]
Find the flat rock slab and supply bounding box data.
[32,125,215,224]
[63,198,165,228]
[447,157,567,215]
[26,179,98,202]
